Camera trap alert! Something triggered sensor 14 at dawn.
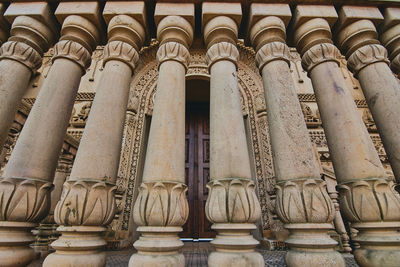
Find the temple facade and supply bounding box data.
[0,1,400,267]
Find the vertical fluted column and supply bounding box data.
[294,5,400,267]
[0,2,101,267]
[45,3,145,267]
[249,4,344,267]
[202,3,263,267]
[336,6,400,186]
[129,3,193,267]
[0,2,57,151]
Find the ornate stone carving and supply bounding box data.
[255,42,290,71]
[103,41,139,72]
[206,178,261,223]
[206,42,239,68]
[0,41,42,72]
[338,178,400,222]
[0,177,53,222]
[71,102,92,127]
[52,40,91,70]
[302,43,341,72]
[347,44,390,75]
[156,41,190,69]
[133,181,188,226]
[275,178,334,224]
[54,180,116,226]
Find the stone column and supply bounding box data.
[202,3,263,267]
[0,2,57,150]
[0,2,101,267]
[45,3,145,267]
[293,5,400,267]
[248,4,344,267]
[336,6,400,185]
[129,3,193,267]
[380,7,400,76]
[32,150,74,254]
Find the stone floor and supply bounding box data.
[29,242,359,267]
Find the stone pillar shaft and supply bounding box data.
[203,3,263,267]
[336,6,400,185]
[130,4,193,267]
[0,2,56,152]
[249,5,344,266]
[294,5,400,267]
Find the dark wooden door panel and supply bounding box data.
[180,103,215,239]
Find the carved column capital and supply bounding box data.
[380,8,400,75]
[156,41,190,70]
[103,41,139,73]
[52,40,91,71]
[0,41,42,72]
[347,44,389,74]
[249,16,287,52]
[275,178,334,224]
[301,43,341,72]
[133,181,189,227]
[255,41,290,71]
[205,42,239,69]
[157,15,193,49]
[205,178,261,224]
[54,180,116,226]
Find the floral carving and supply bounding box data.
[205,178,261,223]
[156,42,190,70]
[302,43,341,72]
[255,41,290,71]
[54,180,116,226]
[206,42,239,69]
[0,41,42,72]
[0,177,53,222]
[275,178,334,224]
[103,41,139,73]
[337,178,400,223]
[52,40,91,70]
[133,181,189,226]
[347,44,390,75]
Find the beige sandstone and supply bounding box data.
[294,5,400,267]
[249,4,345,267]
[0,2,57,159]
[336,5,400,190]
[129,3,193,267]
[203,3,263,267]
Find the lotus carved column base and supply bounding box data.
[352,222,400,267]
[0,221,37,267]
[284,223,345,267]
[338,178,400,267]
[208,223,264,267]
[43,226,106,267]
[129,226,185,267]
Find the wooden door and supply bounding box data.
[180,104,215,239]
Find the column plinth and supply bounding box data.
[294,5,400,267]
[130,4,193,266]
[249,5,344,266]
